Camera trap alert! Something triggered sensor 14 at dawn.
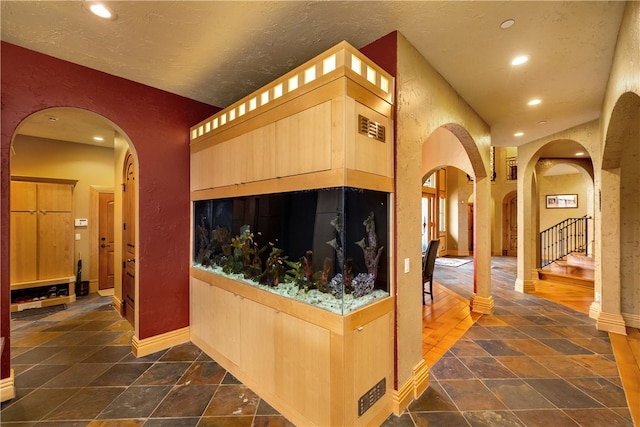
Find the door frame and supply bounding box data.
[502,191,517,256]
[90,186,114,293]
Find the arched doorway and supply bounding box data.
[598,92,640,332]
[421,125,493,314]
[9,107,137,330]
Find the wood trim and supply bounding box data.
[0,369,15,403]
[596,312,627,335]
[392,375,416,415]
[112,294,124,317]
[191,78,345,152]
[132,326,190,358]
[470,294,494,314]
[191,267,394,335]
[413,359,430,399]
[190,169,393,201]
[10,276,75,290]
[11,176,78,186]
[346,78,393,118]
[622,313,640,329]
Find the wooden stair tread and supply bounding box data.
[566,253,595,270]
[538,267,594,288]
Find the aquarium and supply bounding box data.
[193,187,390,314]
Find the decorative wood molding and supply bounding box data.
[112,294,124,316]
[622,313,640,329]
[392,375,415,416]
[515,278,536,293]
[412,358,430,399]
[0,369,15,403]
[132,327,190,358]
[470,294,494,314]
[392,359,430,415]
[589,301,601,320]
[597,311,627,335]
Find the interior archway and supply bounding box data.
[9,106,138,331]
[599,92,640,331]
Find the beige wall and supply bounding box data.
[537,172,589,232]
[599,1,640,330]
[395,32,492,396]
[10,135,115,290]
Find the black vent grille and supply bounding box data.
[358,114,386,142]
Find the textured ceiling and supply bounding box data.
[1,1,626,152]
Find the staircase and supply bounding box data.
[538,252,594,288]
[538,216,593,288]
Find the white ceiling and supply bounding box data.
[1,1,626,154]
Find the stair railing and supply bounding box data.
[539,216,589,268]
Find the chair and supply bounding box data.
[422,239,440,304]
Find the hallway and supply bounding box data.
[1,257,637,426]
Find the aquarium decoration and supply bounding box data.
[193,187,389,314]
[356,212,384,279]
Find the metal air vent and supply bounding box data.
[358,114,386,142]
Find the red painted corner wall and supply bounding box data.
[0,42,219,378]
[360,31,398,78]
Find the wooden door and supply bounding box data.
[504,192,518,256]
[99,192,115,290]
[122,151,136,326]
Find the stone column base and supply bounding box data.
[470,294,494,315]
[515,278,535,293]
[392,359,430,415]
[597,312,627,335]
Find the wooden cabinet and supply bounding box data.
[10,178,77,312]
[190,270,392,427]
[189,42,395,426]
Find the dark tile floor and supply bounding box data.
[2,295,294,426]
[1,257,634,426]
[383,257,633,427]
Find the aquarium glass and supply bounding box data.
[193,187,390,314]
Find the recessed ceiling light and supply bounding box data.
[500,19,515,29]
[514,132,524,137]
[93,136,104,142]
[89,2,117,20]
[511,55,529,66]
[538,120,547,125]
[528,99,542,106]
[575,152,585,156]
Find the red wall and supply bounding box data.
[1,42,219,378]
[360,31,398,78]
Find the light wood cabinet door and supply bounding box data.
[10,181,37,211]
[10,211,38,283]
[241,298,276,393]
[10,179,75,285]
[37,211,74,279]
[274,310,331,425]
[37,182,73,212]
